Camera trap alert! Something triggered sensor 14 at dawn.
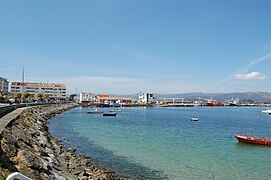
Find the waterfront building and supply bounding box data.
[10,82,66,98]
[95,94,109,98]
[79,93,93,103]
[95,94,132,104]
[69,94,77,101]
[97,97,132,104]
[139,93,154,104]
[0,77,9,93]
[157,98,185,104]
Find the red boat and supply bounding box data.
[204,100,224,106]
[234,134,271,146]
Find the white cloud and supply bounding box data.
[217,53,271,83]
[234,72,267,81]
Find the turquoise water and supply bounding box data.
[48,107,271,179]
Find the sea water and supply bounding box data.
[48,107,271,179]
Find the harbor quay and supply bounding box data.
[79,102,271,108]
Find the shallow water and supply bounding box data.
[48,107,271,179]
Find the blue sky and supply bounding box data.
[1,0,271,94]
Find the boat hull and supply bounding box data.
[205,102,224,106]
[234,134,271,146]
[262,109,271,114]
[190,118,199,121]
[229,103,240,106]
[103,113,117,116]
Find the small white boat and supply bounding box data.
[262,109,271,114]
[87,109,103,114]
[190,117,199,121]
[109,109,121,112]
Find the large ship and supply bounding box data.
[229,98,240,106]
[204,100,224,106]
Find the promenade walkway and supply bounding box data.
[0,107,28,134]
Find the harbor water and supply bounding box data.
[48,107,271,179]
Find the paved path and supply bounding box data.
[0,107,29,134]
[0,103,9,107]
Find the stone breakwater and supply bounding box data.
[0,103,125,180]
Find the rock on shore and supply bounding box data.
[0,103,125,180]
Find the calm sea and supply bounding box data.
[48,107,271,179]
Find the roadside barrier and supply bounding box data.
[6,172,31,180]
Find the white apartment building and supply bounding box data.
[0,77,9,93]
[79,93,93,103]
[11,82,66,98]
[139,93,154,104]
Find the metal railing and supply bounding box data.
[6,172,32,180]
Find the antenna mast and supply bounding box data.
[21,68,25,93]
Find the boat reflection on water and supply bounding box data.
[99,103,121,108]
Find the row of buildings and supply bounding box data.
[0,76,67,98]
[1,76,155,104]
[10,82,66,98]
[78,93,155,105]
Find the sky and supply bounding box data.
[1,0,271,95]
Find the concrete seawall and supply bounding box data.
[0,103,125,179]
[0,107,28,136]
[0,106,16,119]
[0,103,65,119]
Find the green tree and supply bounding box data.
[29,94,35,99]
[2,92,8,96]
[22,92,31,99]
[16,93,22,99]
[43,94,49,99]
[37,93,43,99]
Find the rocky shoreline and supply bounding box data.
[0,103,126,179]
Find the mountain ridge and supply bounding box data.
[109,92,271,102]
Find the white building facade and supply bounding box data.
[0,77,9,93]
[79,93,93,103]
[139,93,154,104]
[11,82,67,98]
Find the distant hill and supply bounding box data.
[110,92,271,102]
[154,92,271,102]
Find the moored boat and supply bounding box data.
[109,109,121,112]
[193,100,203,106]
[87,109,103,114]
[103,112,117,116]
[233,134,271,146]
[228,98,241,106]
[204,100,224,106]
[262,109,271,114]
[190,117,199,121]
